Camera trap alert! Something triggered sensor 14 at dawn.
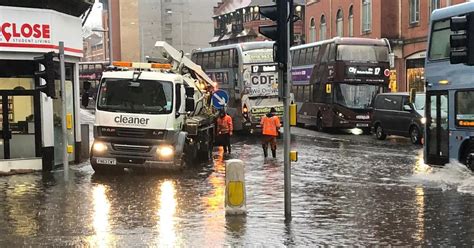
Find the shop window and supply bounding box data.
[406,58,425,93]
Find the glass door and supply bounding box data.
[0,92,39,160]
[426,91,449,165]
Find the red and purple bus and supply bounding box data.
[290,37,392,133]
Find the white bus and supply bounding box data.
[192,41,282,133]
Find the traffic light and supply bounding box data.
[450,13,474,65]
[259,1,288,65]
[34,52,57,98]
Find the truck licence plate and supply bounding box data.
[96,157,117,165]
[356,123,369,127]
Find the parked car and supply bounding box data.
[372,92,425,144]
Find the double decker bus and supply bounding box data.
[425,2,474,171]
[191,42,281,133]
[290,37,391,132]
[79,61,109,106]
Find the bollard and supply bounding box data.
[225,159,246,215]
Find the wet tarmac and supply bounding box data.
[0,127,473,246]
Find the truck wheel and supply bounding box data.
[375,124,387,140]
[409,126,422,145]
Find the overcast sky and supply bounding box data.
[84,0,103,28]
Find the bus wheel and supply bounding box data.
[375,124,386,140]
[409,126,422,145]
[462,142,474,171]
[316,114,324,132]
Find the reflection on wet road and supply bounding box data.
[0,128,472,246]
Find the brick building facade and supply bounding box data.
[305,0,467,92]
[211,0,305,46]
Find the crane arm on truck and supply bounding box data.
[155,41,215,91]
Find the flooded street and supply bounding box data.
[0,127,473,246]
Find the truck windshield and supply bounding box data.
[97,79,173,114]
[334,84,379,109]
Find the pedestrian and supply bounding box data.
[261,107,281,158]
[216,108,233,154]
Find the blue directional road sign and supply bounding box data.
[211,90,229,109]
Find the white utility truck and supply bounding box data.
[90,42,216,173]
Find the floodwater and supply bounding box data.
[0,128,472,246]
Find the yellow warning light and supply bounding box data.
[112,61,133,67]
[151,63,172,69]
[439,80,449,85]
[67,145,73,154]
[290,151,298,162]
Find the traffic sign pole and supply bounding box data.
[283,0,292,222]
[59,41,69,180]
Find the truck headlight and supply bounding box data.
[93,142,107,153]
[421,117,426,124]
[157,145,174,158]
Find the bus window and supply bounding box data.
[456,91,474,125]
[215,51,222,68]
[222,50,230,68]
[320,44,329,63]
[304,47,313,64]
[328,43,336,62]
[312,46,320,64]
[337,45,389,62]
[292,50,298,65]
[230,49,238,67]
[298,86,306,102]
[297,49,306,66]
[202,53,209,69]
[208,52,216,69]
[306,85,313,102]
[196,53,203,65]
[428,19,450,60]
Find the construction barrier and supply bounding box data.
[225,159,246,215]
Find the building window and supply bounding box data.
[410,0,420,24]
[348,5,354,37]
[165,37,173,45]
[362,0,372,32]
[336,9,343,37]
[310,17,316,42]
[320,15,326,40]
[361,0,372,33]
[430,0,440,14]
[165,23,172,32]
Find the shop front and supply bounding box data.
[0,6,83,172]
[406,51,426,93]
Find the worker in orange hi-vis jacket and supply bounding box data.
[216,108,233,154]
[260,107,281,158]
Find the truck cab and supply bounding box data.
[90,59,215,173]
